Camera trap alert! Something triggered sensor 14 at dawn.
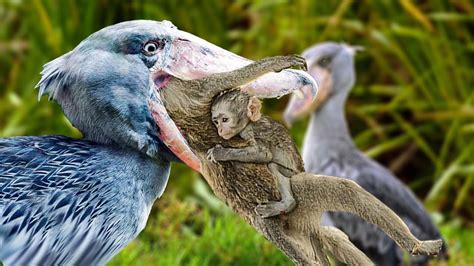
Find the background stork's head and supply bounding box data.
[284,42,360,125]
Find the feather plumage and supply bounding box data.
[0,136,170,265]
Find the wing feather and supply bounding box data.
[0,136,143,265]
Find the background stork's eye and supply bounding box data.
[143,42,160,55]
[317,57,331,68]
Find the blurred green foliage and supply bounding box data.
[110,194,291,266]
[1,0,473,264]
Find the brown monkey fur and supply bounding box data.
[207,91,298,218]
[157,55,442,265]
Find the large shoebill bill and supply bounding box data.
[0,20,315,265]
[284,42,447,265]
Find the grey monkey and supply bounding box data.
[207,91,299,218]
[158,55,443,265]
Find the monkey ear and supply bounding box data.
[247,96,262,122]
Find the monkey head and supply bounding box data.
[211,91,261,140]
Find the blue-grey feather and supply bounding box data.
[0,136,170,265]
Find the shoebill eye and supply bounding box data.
[143,41,163,55]
[317,57,332,68]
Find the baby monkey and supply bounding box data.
[208,90,301,218]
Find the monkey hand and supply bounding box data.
[207,144,224,163]
[265,55,308,73]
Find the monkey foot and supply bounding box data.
[255,200,296,218]
[411,239,443,256]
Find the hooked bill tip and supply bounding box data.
[293,89,305,99]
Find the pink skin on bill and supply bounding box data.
[148,90,201,172]
[165,32,317,99]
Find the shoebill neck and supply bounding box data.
[304,91,355,154]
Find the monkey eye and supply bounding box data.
[222,117,228,123]
[212,119,218,125]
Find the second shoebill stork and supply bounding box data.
[284,42,447,265]
[0,20,314,265]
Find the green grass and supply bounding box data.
[1,0,474,264]
[438,219,474,266]
[109,192,291,266]
[109,188,474,265]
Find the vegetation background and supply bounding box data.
[1,0,473,265]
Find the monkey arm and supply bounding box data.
[198,55,307,98]
[208,144,273,163]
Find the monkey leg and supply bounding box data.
[316,226,373,266]
[309,232,331,266]
[255,163,296,218]
[199,55,307,98]
[256,218,317,266]
[291,174,443,257]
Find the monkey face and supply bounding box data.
[211,104,249,140]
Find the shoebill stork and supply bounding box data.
[284,42,447,265]
[0,20,314,265]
